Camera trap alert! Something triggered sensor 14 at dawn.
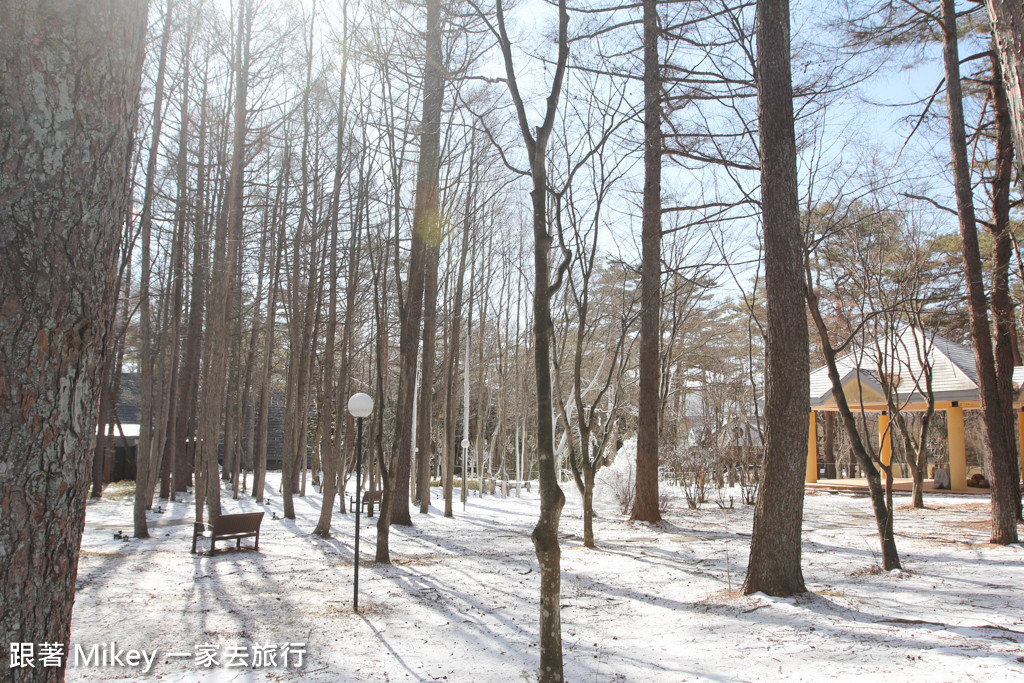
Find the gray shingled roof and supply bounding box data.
[809,327,981,407]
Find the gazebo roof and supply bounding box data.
[808,327,994,410]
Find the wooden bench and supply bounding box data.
[349,490,382,514]
[191,512,264,554]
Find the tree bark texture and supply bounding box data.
[632,0,663,524]
[0,2,146,679]
[987,49,1023,521]
[985,0,1024,182]
[392,0,443,527]
[743,0,811,597]
[940,0,1019,544]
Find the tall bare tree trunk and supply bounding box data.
[940,0,1019,544]
[197,0,250,524]
[0,2,146,680]
[632,0,663,525]
[805,289,901,570]
[987,48,1023,521]
[92,354,116,498]
[390,0,443,528]
[253,175,286,502]
[162,23,193,499]
[493,0,571,677]
[822,412,836,479]
[743,0,810,596]
[283,5,319,519]
[174,62,213,496]
[418,239,440,514]
[443,160,474,517]
[234,215,266,499]
[135,0,176,539]
[315,11,353,534]
[372,228,394,555]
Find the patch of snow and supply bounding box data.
[67,471,1024,681]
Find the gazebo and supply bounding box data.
[805,326,1024,492]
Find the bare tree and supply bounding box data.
[742,0,811,597]
[415,0,446,515]
[196,0,253,525]
[480,0,572,677]
[940,0,1018,544]
[134,0,177,539]
[632,0,664,525]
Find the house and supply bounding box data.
[97,373,287,483]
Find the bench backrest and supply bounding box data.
[361,491,382,503]
[212,512,264,535]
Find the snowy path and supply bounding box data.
[68,476,1024,681]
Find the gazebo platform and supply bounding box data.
[806,477,991,495]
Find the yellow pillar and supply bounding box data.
[1017,408,1024,485]
[947,403,967,492]
[806,411,818,483]
[879,411,892,483]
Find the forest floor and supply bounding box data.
[69,468,1024,682]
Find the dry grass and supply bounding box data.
[703,588,744,603]
[101,481,136,500]
[848,564,884,577]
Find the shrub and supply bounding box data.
[429,477,480,491]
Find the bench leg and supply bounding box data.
[237,538,241,550]
[254,530,260,551]
[192,522,203,554]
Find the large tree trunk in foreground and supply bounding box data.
[743,0,810,597]
[632,0,663,524]
[940,0,1019,544]
[0,2,146,680]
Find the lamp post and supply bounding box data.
[461,438,470,511]
[348,392,373,612]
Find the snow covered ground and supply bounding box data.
[68,469,1024,682]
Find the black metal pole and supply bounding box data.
[354,416,363,612]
